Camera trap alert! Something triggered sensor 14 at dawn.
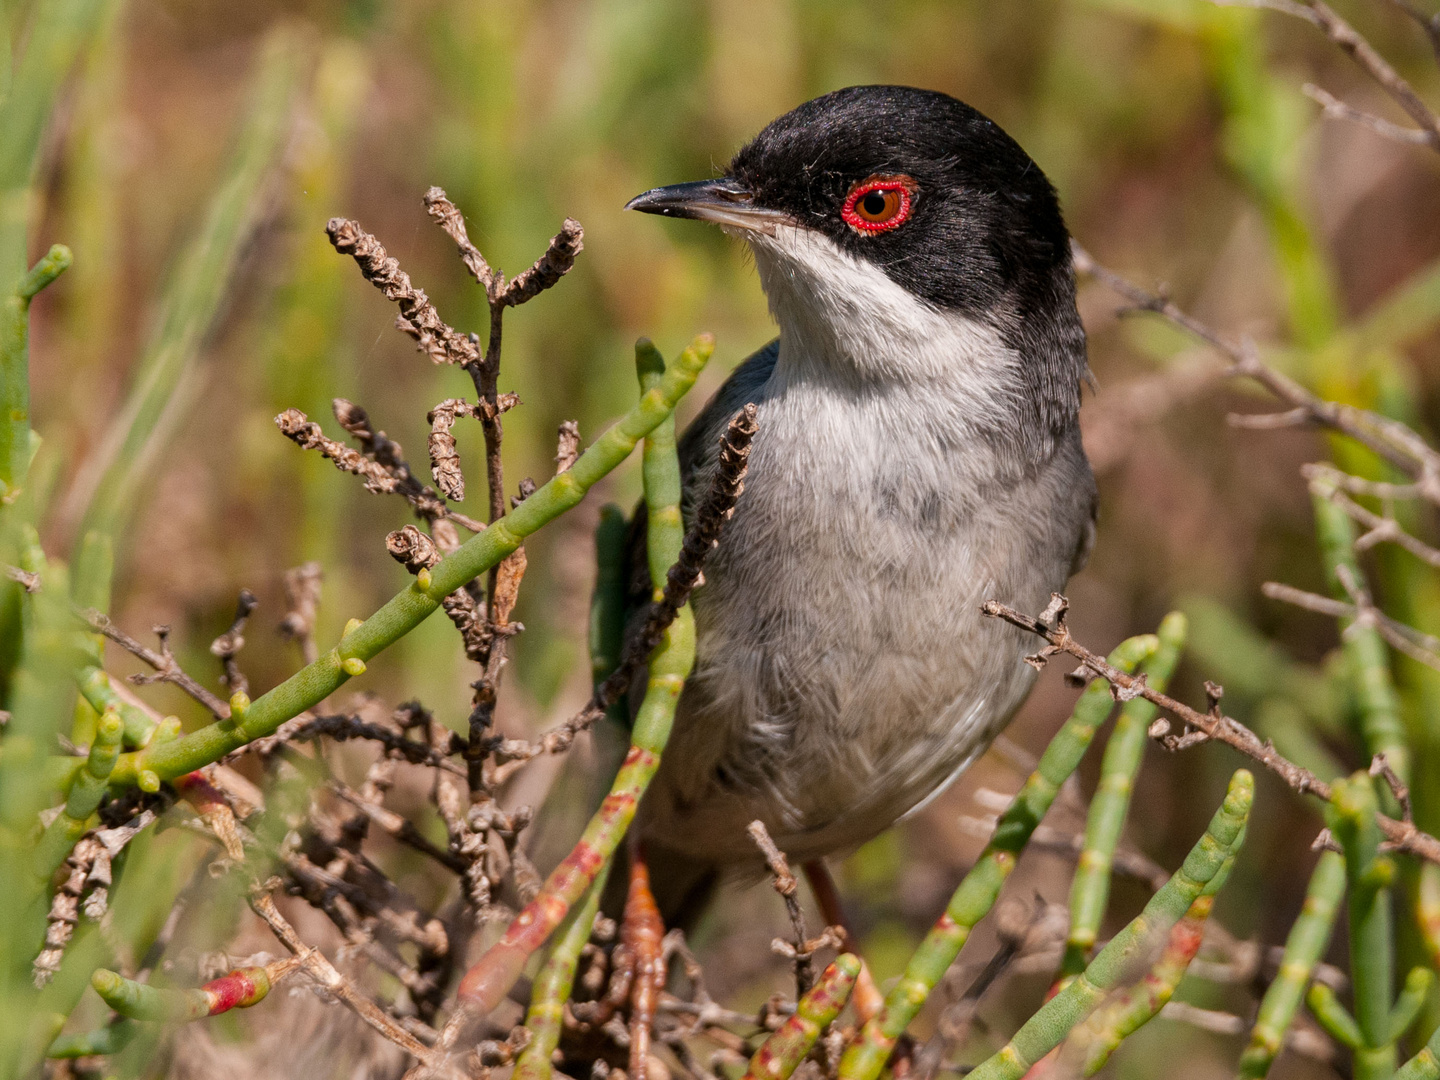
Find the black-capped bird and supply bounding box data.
[622,85,1095,922]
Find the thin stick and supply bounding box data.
[981,596,1440,864]
[1073,245,1440,503]
[249,888,444,1068]
[79,611,230,719]
[748,821,816,995]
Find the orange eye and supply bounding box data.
[841,176,914,233]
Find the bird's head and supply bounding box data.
[625,85,1076,334]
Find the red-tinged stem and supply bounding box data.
[745,955,861,1080]
[174,771,244,859]
[1069,891,1218,1075]
[91,958,298,1022]
[625,846,666,1080]
[455,339,698,1017]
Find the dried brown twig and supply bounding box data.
[981,594,1440,863]
[542,404,759,755]
[211,589,257,697]
[34,811,155,986]
[1217,0,1440,150]
[748,820,841,997]
[1263,570,1440,672]
[276,404,483,536]
[278,562,323,665]
[249,885,449,1071]
[1074,245,1440,503]
[80,610,231,719]
[1305,462,1440,567]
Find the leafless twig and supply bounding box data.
[79,610,231,719]
[981,594,1440,864]
[210,589,257,697]
[1303,82,1434,144]
[542,405,758,754]
[1262,576,1440,671]
[1215,0,1440,150]
[1074,245,1440,503]
[250,885,451,1072]
[278,562,323,665]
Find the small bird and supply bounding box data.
[624,85,1096,918]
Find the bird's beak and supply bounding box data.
[624,177,790,236]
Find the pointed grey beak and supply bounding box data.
[624,178,791,236]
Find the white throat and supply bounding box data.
[742,224,1027,424]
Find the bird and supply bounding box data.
[621,84,1096,922]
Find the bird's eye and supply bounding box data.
[841,176,915,234]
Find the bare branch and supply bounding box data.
[1219,0,1440,149]
[1074,245,1440,503]
[1303,83,1434,144]
[278,562,323,665]
[981,594,1440,864]
[249,886,451,1071]
[210,589,257,697]
[1262,577,1440,671]
[79,611,230,719]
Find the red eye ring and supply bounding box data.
[841,175,915,233]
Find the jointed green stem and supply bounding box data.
[1061,612,1186,979]
[80,335,711,789]
[965,769,1254,1080]
[454,338,704,1017]
[1311,486,1409,787]
[512,861,614,1080]
[744,955,860,1080]
[32,710,120,883]
[75,667,159,749]
[1238,848,1346,1078]
[590,503,629,724]
[836,632,1161,1080]
[90,962,288,1021]
[1068,847,1237,1075]
[1331,771,1399,1080]
[46,1020,136,1059]
[0,242,71,499]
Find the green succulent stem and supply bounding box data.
[62,335,710,790]
[1311,484,1409,789]
[837,632,1161,1080]
[589,503,629,722]
[513,860,614,1080]
[0,244,70,501]
[1388,968,1431,1043]
[75,666,158,749]
[744,955,860,1080]
[90,964,280,1021]
[965,769,1254,1080]
[1061,612,1186,979]
[1330,771,1399,1080]
[452,338,704,1017]
[1307,982,1363,1048]
[46,1020,137,1059]
[32,709,120,882]
[1069,847,1237,1075]
[1238,848,1346,1078]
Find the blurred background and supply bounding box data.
[20,0,1440,1074]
